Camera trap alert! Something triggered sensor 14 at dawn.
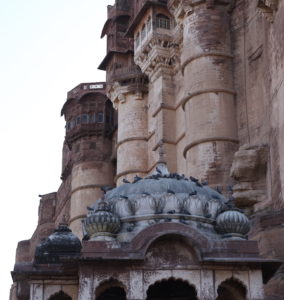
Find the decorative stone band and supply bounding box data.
[152,103,176,118]
[181,88,236,110]
[116,136,148,149]
[152,134,185,151]
[183,137,239,158]
[71,184,109,196]
[69,214,87,224]
[120,213,215,224]
[115,169,148,182]
[181,52,234,75]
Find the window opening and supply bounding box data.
[157,14,170,29]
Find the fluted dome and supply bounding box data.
[215,208,250,239]
[83,200,121,241]
[35,224,81,263]
[85,165,243,242]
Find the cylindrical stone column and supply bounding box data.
[181,2,238,186]
[69,160,114,239]
[116,92,148,185]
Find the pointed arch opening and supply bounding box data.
[95,278,127,300]
[216,278,247,300]
[48,290,72,300]
[146,277,198,300]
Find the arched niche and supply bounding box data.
[143,234,200,268]
[95,278,127,300]
[146,277,198,300]
[48,290,72,300]
[216,278,247,300]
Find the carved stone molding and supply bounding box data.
[168,0,236,18]
[107,82,144,110]
[134,32,180,81]
[257,0,279,22]
[106,82,129,110]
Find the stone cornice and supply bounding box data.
[168,0,236,20]
[134,32,180,81]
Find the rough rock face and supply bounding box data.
[230,144,268,208]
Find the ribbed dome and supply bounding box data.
[83,200,121,241]
[35,224,81,263]
[85,165,237,242]
[215,208,250,239]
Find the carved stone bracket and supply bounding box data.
[107,82,144,110]
[257,0,279,22]
[168,0,236,17]
[106,82,129,110]
[134,33,180,81]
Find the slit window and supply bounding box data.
[76,116,81,125]
[81,114,89,124]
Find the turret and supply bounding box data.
[61,82,116,238]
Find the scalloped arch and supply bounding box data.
[146,277,198,300]
[95,277,127,299]
[216,277,247,300]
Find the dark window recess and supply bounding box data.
[97,113,104,123]
[106,115,110,123]
[157,14,170,30]
[90,142,96,149]
[81,114,89,124]
[66,122,71,131]
[76,116,81,125]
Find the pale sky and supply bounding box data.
[0,0,113,298]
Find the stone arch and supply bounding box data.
[216,277,248,300]
[143,234,200,268]
[146,277,198,300]
[95,278,127,300]
[48,290,72,300]
[131,223,209,261]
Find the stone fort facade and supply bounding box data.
[11,1,284,299]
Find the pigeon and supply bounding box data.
[195,181,203,187]
[215,186,223,194]
[101,186,112,193]
[142,192,151,196]
[190,176,199,182]
[119,195,128,199]
[167,189,175,194]
[123,178,130,183]
[167,210,176,214]
[189,191,197,196]
[87,206,94,211]
[201,181,208,185]
[133,175,142,183]
[156,166,162,174]
[205,213,212,219]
